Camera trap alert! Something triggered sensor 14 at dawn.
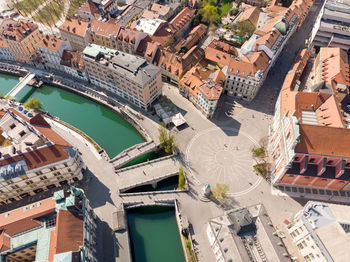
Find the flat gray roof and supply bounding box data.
[83,44,161,86]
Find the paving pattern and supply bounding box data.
[186,127,262,196]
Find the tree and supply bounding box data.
[24,98,42,111]
[178,165,185,189]
[201,4,219,25]
[158,124,175,154]
[0,93,3,99]
[211,183,229,201]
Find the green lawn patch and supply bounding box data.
[66,0,86,18]
[218,2,232,16]
[33,1,64,26]
[14,0,46,16]
[253,163,269,178]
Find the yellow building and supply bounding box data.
[0,19,43,63]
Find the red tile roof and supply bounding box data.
[0,19,38,42]
[0,198,56,236]
[37,35,65,52]
[48,210,83,260]
[89,19,120,38]
[170,7,195,31]
[199,81,223,101]
[59,18,89,38]
[228,51,270,77]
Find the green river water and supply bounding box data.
[128,206,186,262]
[0,73,185,261]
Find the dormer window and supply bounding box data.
[10,124,15,129]
[19,131,26,137]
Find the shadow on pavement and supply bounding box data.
[83,168,114,209]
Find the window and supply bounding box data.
[309,158,315,163]
[39,176,48,181]
[19,130,26,137]
[25,180,34,185]
[327,160,333,165]
[36,171,43,176]
[10,123,15,129]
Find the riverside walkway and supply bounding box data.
[110,140,159,169]
[6,73,35,98]
[116,155,180,191]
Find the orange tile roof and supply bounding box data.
[0,198,56,236]
[240,6,260,27]
[0,19,38,42]
[156,46,204,77]
[176,23,207,52]
[228,51,270,77]
[295,124,350,158]
[205,46,232,66]
[0,38,8,48]
[89,19,120,38]
[118,27,140,43]
[0,232,10,252]
[37,35,64,52]
[211,69,226,84]
[199,81,223,100]
[254,29,281,49]
[151,3,171,16]
[170,7,195,31]
[61,50,85,71]
[78,0,101,16]
[318,47,350,89]
[142,10,160,19]
[59,18,89,38]
[179,66,211,98]
[48,210,83,260]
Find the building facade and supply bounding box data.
[0,108,85,204]
[0,38,14,61]
[59,18,89,51]
[224,51,270,101]
[0,186,97,262]
[0,19,42,64]
[83,44,162,110]
[286,201,350,262]
[269,48,350,191]
[37,35,72,71]
[60,50,88,81]
[311,0,350,51]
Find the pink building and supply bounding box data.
[269,48,350,191]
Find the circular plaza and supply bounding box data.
[185,127,262,197]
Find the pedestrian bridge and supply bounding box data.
[116,155,180,191]
[6,73,35,98]
[110,140,159,169]
[122,191,183,209]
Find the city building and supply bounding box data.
[155,45,204,85]
[87,19,121,50]
[116,27,148,54]
[224,51,270,100]
[286,201,350,262]
[0,186,97,262]
[37,35,72,72]
[0,107,85,204]
[169,7,195,39]
[311,0,350,51]
[0,38,14,61]
[76,0,103,21]
[134,18,166,36]
[180,66,224,118]
[175,24,208,53]
[239,6,261,27]
[207,204,290,262]
[59,18,89,51]
[83,44,162,110]
[227,0,313,101]
[269,48,350,191]
[205,40,236,67]
[60,50,88,81]
[150,3,174,21]
[0,19,42,64]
